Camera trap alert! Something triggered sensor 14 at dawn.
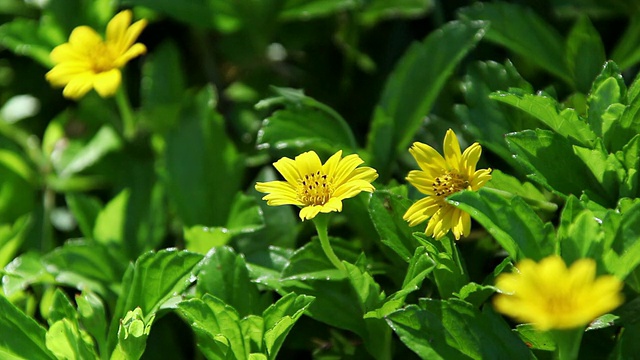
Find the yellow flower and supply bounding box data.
[45,10,147,100]
[494,256,624,331]
[255,150,378,220]
[403,129,492,240]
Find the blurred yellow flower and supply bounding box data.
[45,10,147,100]
[494,256,624,331]
[255,150,378,220]
[403,129,491,240]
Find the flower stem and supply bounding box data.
[312,215,346,272]
[552,328,584,360]
[115,86,136,140]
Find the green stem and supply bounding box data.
[552,328,584,360]
[115,87,136,140]
[483,186,559,213]
[312,215,346,272]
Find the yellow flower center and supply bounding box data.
[299,170,333,206]
[432,171,469,198]
[89,43,118,73]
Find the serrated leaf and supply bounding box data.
[566,16,606,93]
[505,129,609,204]
[449,189,555,261]
[45,318,97,360]
[386,300,532,360]
[368,189,419,262]
[490,92,596,147]
[413,234,468,298]
[196,246,262,317]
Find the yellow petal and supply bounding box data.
[461,142,482,176]
[121,19,148,52]
[406,170,436,195]
[92,69,121,97]
[321,150,342,177]
[443,129,462,171]
[273,157,301,187]
[45,62,92,87]
[106,10,132,45]
[409,142,447,174]
[114,43,146,67]
[299,205,321,220]
[331,153,364,186]
[68,26,103,51]
[50,43,83,63]
[320,197,342,213]
[332,179,374,199]
[295,151,322,177]
[403,196,439,226]
[62,73,95,100]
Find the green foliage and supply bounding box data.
[2,1,640,359]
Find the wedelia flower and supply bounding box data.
[255,150,378,220]
[403,129,492,240]
[45,10,147,100]
[493,256,624,331]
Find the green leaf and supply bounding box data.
[57,125,122,177]
[368,189,420,262]
[573,142,625,201]
[240,315,264,354]
[566,16,606,93]
[453,282,497,308]
[455,60,535,166]
[388,300,532,360]
[366,20,486,179]
[46,288,77,325]
[515,324,555,351]
[262,293,314,358]
[279,0,358,21]
[604,201,640,282]
[0,151,36,223]
[164,86,244,227]
[505,129,608,203]
[2,252,54,298]
[0,214,31,268]
[359,0,433,26]
[611,17,640,70]
[196,246,263,317]
[0,294,55,359]
[0,18,55,67]
[140,40,186,133]
[46,318,97,360]
[75,291,107,356]
[184,226,232,254]
[610,321,640,359]
[65,193,102,241]
[256,87,357,158]
[618,135,640,198]
[449,189,555,261]
[490,91,596,147]
[485,170,548,205]
[177,295,246,360]
[281,239,347,282]
[413,234,468,298]
[586,62,626,149]
[43,240,126,298]
[114,249,203,319]
[458,2,570,83]
[93,189,129,248]
[122,0,240,32]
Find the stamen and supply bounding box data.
[432,171,469,199]
[298,170,333,206]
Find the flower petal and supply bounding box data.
[330,153,364,186]
[45,62,92,87]
[409,142,447,173]
[50,43,84,63]
[62,73,96,100]
[273,157,301,187]
[92,68,121,98]
[403,196,439,227]
[299,205,322,220]
[321,150,342,177]
[406,170,436,195]
[68,26,103,51]
[443,129,462,171]
[114,43,147,67]
[106,10,132,45]
[461,142,482,176]
[294,151,322,177]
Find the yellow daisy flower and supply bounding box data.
[255,150,378,220]
[403,129,492,240]
[494,256,624,331]
[45,10,147,100]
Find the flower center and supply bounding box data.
[432,171,469,198]
[89,43,118,73]
[299,170,333,206]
